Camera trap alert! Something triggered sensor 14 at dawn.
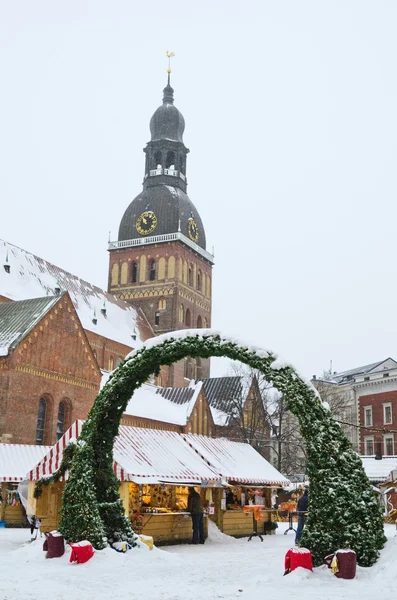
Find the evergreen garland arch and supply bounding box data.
[51,331,385,566]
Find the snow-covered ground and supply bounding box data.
[0,522,396,600]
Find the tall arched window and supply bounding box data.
[197,315,203,328]
[158,298,166,310]
[188,265,193,286]
[154,150,162,168]
[185,308,191,327]
[149,260,156,281]
[184,357,194,379]
[195,358,202,379]
[56,402,65,442]
[179,304,184,322]
[109,356,114,370]
[36,398,47,445]
[197,270,202,292]
[155,311,160,326]
[166,151,176,169]
[203,317,209,328]
[131,262,138,283]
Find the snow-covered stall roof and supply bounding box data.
[360,456,397,482]
[0,239,142,348]
[122,382,202,426]
[0,443,51,481]
[183,434,290,486]
[29,421,220,485]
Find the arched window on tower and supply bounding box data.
[197,315,203,329]
[109,356,114,371]
[149,259,156,281]
[56,401,66,442]
[155,311,160,327]
[179,155,185,174]
[154,150,162,169]
[203,317,209,328]
[131,262,138,283]
[158,297,166,310]
[36,398,47,445]
[179,304,184,322]
[166,151,176,169]
[188,265,193,286]
[185,308,191,328]
[197,270,202,292]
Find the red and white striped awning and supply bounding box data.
[182,434,290,487]
[0,443,52,482]
[29,421,219,485]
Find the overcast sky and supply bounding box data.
[1,1,396,380]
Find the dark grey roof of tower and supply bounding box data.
[118,185,207,250]
[149,79,185,143]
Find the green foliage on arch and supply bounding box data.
[49,332,385,565]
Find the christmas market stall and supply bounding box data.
[0,442,51,526]
[182,434,290,538]
[28,421,221,544]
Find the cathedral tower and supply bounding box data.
[108,70,213,387]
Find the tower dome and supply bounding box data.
[117,75,207,251]
[149,83,185,143]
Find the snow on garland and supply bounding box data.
[36,330,386,565]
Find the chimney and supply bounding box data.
[312,375,316,380]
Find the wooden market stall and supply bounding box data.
[28,422,290,543]
[0,442,51,527]
[182,434,290,538]
[29,422,221,544]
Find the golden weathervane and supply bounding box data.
[166,51,175,74]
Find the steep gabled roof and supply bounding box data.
[0,239,142,348]
[0,296,60,356]
[197,376,243,423]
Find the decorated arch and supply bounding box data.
[38,331,386,566]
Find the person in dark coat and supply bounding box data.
[187,487,205,544]
[295,487,309,544]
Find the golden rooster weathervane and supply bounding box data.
[166,51,175,74]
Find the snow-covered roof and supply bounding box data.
[183,434,290,486]
[0,239,142,348]
[210,407,231,426]
[123,382,202,426]
[0,296,59,355]
[28,421,220,485]
[360,456,397,482]
[0,443,51,481]
[113,426,220,484]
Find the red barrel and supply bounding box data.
[284,547,313,574]
[324,549,356,579]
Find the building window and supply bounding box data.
[165,151,176,169]
[185,308,191,327]
[184,357,194,379]
[155,311,160,326]
[383,373,390,378]
[154,150,162,168]
[179,304,184,323]
[364,406,373,427]
[188,265,193,287]
[149,260,156,281]
[158,298,166,310]
[56,402,65,442]
[364,436,374,455]
[197,315,202,328]
[197,270,202,292]
[195,358,202,379]
[36,398,47,445]
[364,376,370,381]
[109,356,114,370]
[384,435,394,456]
[132,262,138,283]
[116,358,122,367]
[384,403,392,425]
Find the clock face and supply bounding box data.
[188,219,199,242]
[136,211,157,235]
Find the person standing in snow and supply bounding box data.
[188,487,205,544]
[295,487,309,544]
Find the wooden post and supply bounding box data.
[0,483,6,521]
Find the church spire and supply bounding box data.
[163,51,175,104]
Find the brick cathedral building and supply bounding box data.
[107,74,214,387]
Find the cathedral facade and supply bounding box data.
[107,75,214,387]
